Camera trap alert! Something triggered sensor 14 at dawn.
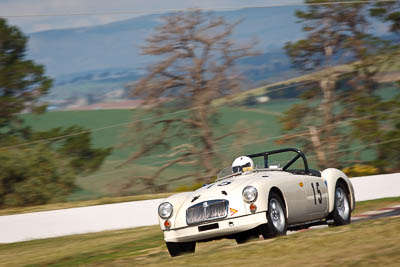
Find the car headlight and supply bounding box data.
[242,186,258,203]
[158,202,173,219]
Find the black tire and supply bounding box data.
[166,241,196,257]
[332,183,351,226]
[262,191,287,238]
[234,232,251,244]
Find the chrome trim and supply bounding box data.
[164,211,266,232]
[242,186,258,203]
[186,199,229,225]
[158,202,173,219]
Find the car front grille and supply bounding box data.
[186,199,229,225]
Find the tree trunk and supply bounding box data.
[318,75,338,167]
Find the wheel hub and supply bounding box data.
[336,187,349,220]
[269,199,285,232]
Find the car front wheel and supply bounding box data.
[262,191,288,238]
[166,241,196,257]
[234,231,252,244]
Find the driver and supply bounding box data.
[232,156,254,173]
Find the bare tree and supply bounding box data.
[123,10,256,192]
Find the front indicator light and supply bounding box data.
[250,203,257,213]
[164,220,171,229]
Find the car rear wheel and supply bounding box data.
[332,183,351,226]
[166,241,196,257]
[262,191,287,238]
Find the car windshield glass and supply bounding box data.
[217,167,234,179]
[216,163,272,180]
[217,150,307,180]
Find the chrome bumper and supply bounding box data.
[163,211,267,242]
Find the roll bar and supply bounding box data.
[246,148,310,174]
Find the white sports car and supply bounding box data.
[158,148,355,257]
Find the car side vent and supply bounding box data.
[191,195,200,202]
[221,191,227,196]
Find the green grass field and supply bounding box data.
[22,105,289,159]
[1,201,399,266]
[22,109,136,160]
[19,75,398,201]
[21,102,295,200]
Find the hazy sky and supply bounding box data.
[0,0,301,33]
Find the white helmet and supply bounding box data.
[232,156,254,173]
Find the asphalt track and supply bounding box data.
[296,204,400,234]
[352,205,400,222]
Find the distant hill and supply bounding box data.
[25,6,391,104]
[27,7,304,78]
[43,49,300,103]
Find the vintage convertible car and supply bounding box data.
[158,148,355,256]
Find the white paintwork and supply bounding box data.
[0,173,399,244]
[160,167,353,243]
[321,168,355,213]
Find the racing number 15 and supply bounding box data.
[311,182,322,205]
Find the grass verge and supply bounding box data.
[353,196,400,215]
[0,216,399,266]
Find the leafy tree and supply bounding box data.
[0,19,112,207]
[368,1,400,171]
[124,10,256,191]
[375,114,400,171]
[0,126,112,208]
[281,0,398,169]
[0,145,75,207]
[31,126,112,174]
[0,18,52,136]
[370,1,400,35]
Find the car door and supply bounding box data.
[275,173,308,224]
[302,175,328,220]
